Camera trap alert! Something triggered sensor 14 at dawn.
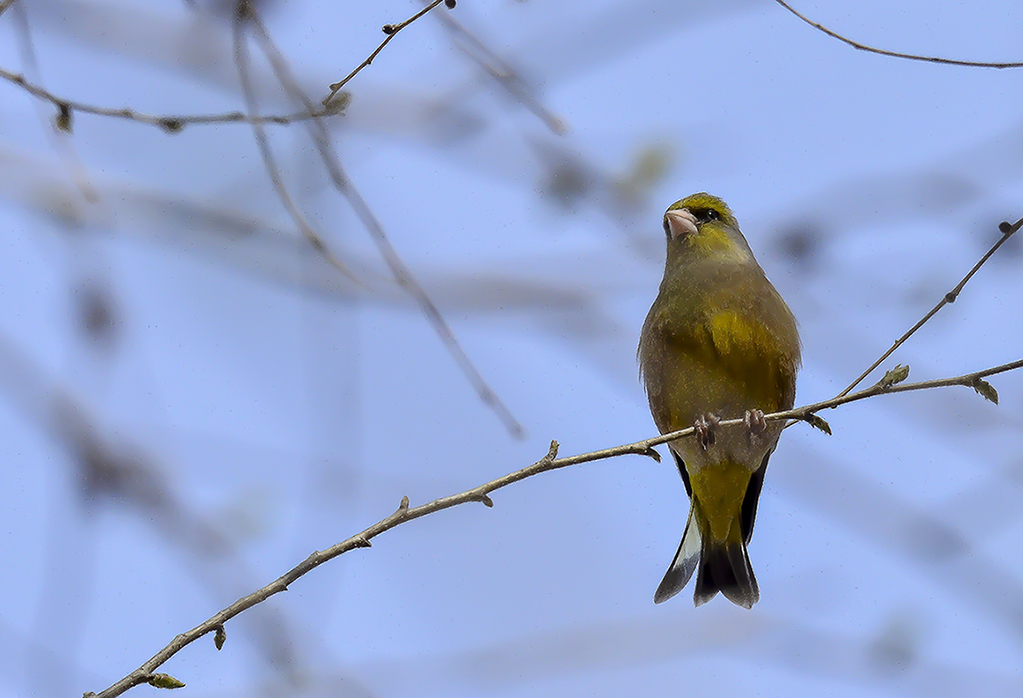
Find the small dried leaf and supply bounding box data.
[55,103,73,133]
[804,414,832,435]
[322,90,351,115]
[147,674,186,690]
[158,118,184,134]
[972,378,999,405]
[214,624,226,651]
[878,364,910,389]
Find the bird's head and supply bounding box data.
[662,192,753,265]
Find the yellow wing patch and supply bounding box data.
[707,310,763,358]
[704,309,796,413]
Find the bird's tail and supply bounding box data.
[653,504,701,604]
[654,457,764,608]
[654,495,760,608]
[693,524,759,609]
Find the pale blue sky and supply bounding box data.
[1,1,1022,696]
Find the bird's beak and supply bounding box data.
[665,208,698,240]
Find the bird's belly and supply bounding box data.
[649,354,786,472]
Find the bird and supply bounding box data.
[638,192,800,608]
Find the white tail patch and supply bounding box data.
[653,504,702,603]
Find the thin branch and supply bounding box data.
[425,1,567,135]
[775,0,1023,69]
[8,0,100,201]
[3,0,448,129]
[0,0,449,130]
[248,8,525,438]
[232,16,360,285]
[0,64,345,132]
[86,356,1023,698]
[323,0,448,104]
[837,216,1021,398]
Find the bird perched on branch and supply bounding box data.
[639,193,800,608]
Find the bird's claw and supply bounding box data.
[745,409,767,441]
[695,413,719,450]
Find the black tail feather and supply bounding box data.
[693,538,759,609]
[740,451,770,545]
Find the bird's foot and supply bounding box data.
[745,409,767,442]
[695,413,719,450]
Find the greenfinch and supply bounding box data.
[638,193,800,608]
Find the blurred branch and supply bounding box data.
[838,215,1021,398]
[87,353,1023,698]
[323,0,450,104]
[426,0,566,135]
[0,328,305,685]
[242,5,525,438]
[0,0,455,131]
[775,0,1023,68]
[232,12,360,285]
[0,64,345,132]
[7,0,100,201]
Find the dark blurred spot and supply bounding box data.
[542,163,590,208]
[868,615,921,674]
[777,223,821,270]
[77,436,165,510]
[76,283,119,347]
[907,519,967,561]
[425,104,487,144]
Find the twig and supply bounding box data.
[0,65,344,132]
[0,0,449,130]
[86,356,1023,698]
[247,8,525,438]
[775,0,1023,69]
[7,1,100,201]
[232,16,360,284]
[425,2,566,135]
[323,0,448,104]
[3,0,446,130]
[837,216,1021,398]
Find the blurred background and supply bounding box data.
[1,0,1022,696]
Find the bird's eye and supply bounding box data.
[691,207,719,223]
[663,217,671,237]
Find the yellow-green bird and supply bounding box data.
[639,193,800,608]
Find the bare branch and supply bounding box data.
[425,1,566,135]
[86,353,1022,698]
[775,0,1023,69]
[247,8,525,438]
[232,16,361,284]
[837,215,1021,398]
[0,64,345,132]
[323,0,449,104]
